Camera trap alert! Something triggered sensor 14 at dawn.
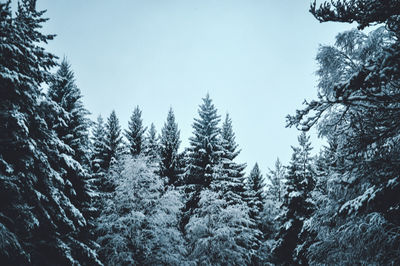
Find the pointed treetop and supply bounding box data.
[125,105,147,156]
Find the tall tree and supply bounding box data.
[272,132,314,265]
[48,58,91,166]
[184,94,222,187]
[125,106,146,156]
[218,113,247,204]
[104,110,123,171]
[182,94,223,229]
[0,1,99,264]
[245,162,265,261]
[266,158,285,204]
[288,6,400,261]
[143,123,160,163]
[246,163,265,227]
[91,115,108,176]
[47,59,92,214]
[159,108,181,185]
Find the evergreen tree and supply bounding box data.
[104,110,123,171]
[48,58,91,166]
[0,1,99,264]
[143,123,160,163]
[159,108,181,186]
[218,113,247,204]
[185,189,253,265]
[266,158,285,204]
[184,94,222,187]
[182,94,223,229]
[245,163,265,262]
[47,59,92,214]
[125,106,146,156]
[91,115,108,176]
[272,132,314,265]
[97,157,187,265]
[246,163,265,228]
[288,12,400,262]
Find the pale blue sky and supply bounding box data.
[36,0,353,174]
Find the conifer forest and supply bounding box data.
[1,0,400,265]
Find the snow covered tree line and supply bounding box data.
[1,0,400,265]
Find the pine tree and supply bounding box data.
[143,123,160,162]
[245,163,265,262]
[0,1,100,264]
[48,58,91,166]
[218,113,247,205]
[272,132,314,265]
[184,94,222,187]
[91,115,108,175]
[266,158,285,204]
[125,106,146,156]
[47,58,92,213]
[104,110,123,171]
[159,108,181,185]
[182,94,223,229]
[246,163,265,226]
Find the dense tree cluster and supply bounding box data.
[1,0,399,265]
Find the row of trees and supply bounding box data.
[1,0,399,265]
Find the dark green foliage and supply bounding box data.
[246,163,265,226]
[159,108,181,185]
[125,106,146,156]
[218,114,247,205]
[144,123,160,163]
[288,2,400,261]
[0,1,99,264]
[104,110,123,171]
[91,115,108,176]
[184,94,222,187]
[272,133,314,265]
[181,94,223,233]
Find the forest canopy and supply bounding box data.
[1,0,400,265]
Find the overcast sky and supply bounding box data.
[36,0,354,174]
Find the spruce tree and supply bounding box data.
[181,94,223,231]
[246,163,265,226]
[159,108,181,185]
[184,94,222,187]
[218,113,247,204]
[48,58,91,166]
[143,123,160,162]
[125,106,146,156]
[91,115,108,175]
[48,59,92,214]
[0,1,99,264]
[272,132,314,265]
[245,162,265,261]
[104,110,123,171]
[266,158,285,204]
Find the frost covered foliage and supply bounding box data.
[97,157,187,265]
[185,189,254,265]
[159,108,181,185]
[0,1,99,264]
[272,133,314,265]
[219,114,247,205]
[143,123,160,162]
[287,1,400,264]
[125,106,146,156]
[184,93,223,188]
